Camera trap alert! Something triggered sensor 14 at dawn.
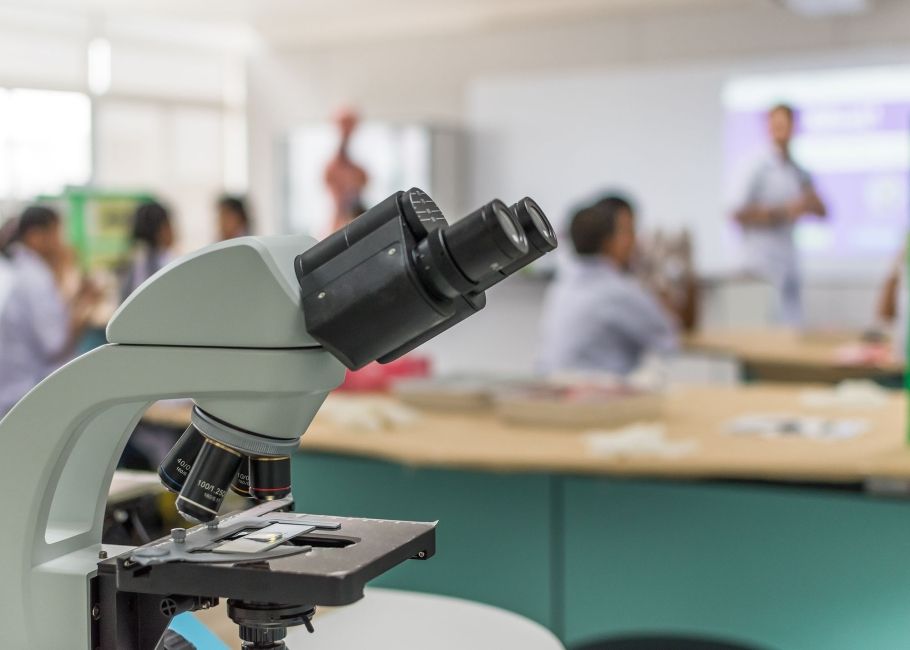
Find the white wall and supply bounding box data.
[0,7,249,251]
[246,2,910,361]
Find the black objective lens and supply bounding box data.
[249,456,292,501]
[443,199,528,282]
[230,457,252,498]
[176,438,243,523]
[158,425,206,494]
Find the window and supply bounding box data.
[0,88,91,202]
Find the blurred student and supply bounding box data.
[217,194,252,241]
[0,206,100,416]
[0,218,16,315]
[876,247,906,360]
[538,196,690,376]
[121,201,176,301]
[733,103,827,325]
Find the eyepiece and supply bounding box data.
[513,197,557,252]
[442,199,528,283]
[472,197,559,293]
[158,425,206,494]
[176,438,243,523]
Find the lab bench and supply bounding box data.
[289,386,910,650]
[684,328,903,384]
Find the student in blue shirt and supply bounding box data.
[538,196,694,376]
[0,206,100,416]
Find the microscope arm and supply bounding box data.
[0,343,342,649]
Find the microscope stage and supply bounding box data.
[103,499,436,607]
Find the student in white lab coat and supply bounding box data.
[0,206,100,416]
[733,103,827,325]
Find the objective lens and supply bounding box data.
[176,438,243,523]
[249,456,292,502]
[158,425,206,494]
[230,457,252,498]
[442,199,529,282]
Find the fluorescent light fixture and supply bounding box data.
[87,37,111,96]
[780,0,872,16]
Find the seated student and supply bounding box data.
[216,194,252,241]
[120,200,176,301]
[0,206,100,416]
[538,196,690,376]
[876,247,906,359]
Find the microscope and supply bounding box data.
[0,188,556,649]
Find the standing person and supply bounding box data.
[325,108,368,232]
[0,206,100,416]
[121,200,176,300]
[216,194,252,241]
[537,196,687,376]
[734,103,827,325]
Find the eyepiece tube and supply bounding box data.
[442,199,528,283]
[474,197,558,292]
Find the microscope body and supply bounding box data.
[0,234,344,648]
[0,188,557,649]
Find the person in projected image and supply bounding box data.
[537,195,696,377]
[216,194,253,241]
[0,205,101,417]
[733,103,827,325]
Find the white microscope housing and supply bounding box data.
[0,188,557,649]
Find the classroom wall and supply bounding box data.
[0,7,249,251]
[247,2,910,372]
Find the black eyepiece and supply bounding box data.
[442,199,528,283]
[513,197,557,252]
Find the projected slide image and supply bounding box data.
[723,65,910,272]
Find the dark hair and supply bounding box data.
[131,201,171,251]
[768,103,795,121]
[570,195,635,256]
[218,194,251,229]
[1,205,60,257]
